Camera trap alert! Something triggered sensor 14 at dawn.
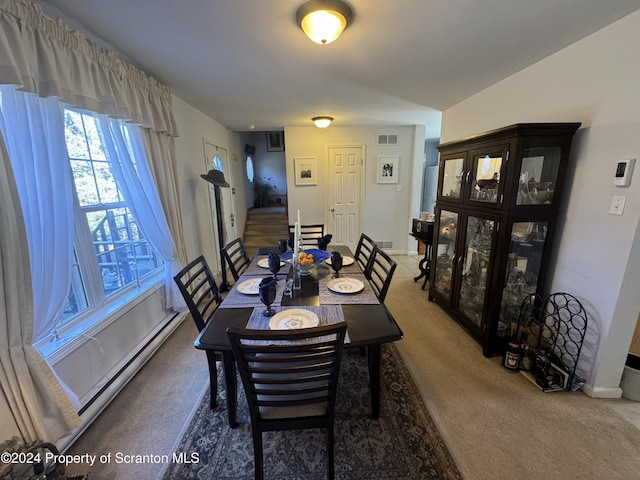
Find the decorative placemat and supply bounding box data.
[220,274,286,308]
[245,305,350,344]
[242,255,292,276]
[325,255,361,275]
[318,272,379,304]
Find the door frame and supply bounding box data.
[203,139,236,273]
[324,144,366,248]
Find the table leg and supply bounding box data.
[367,345,382,419]
[222,351,237,428]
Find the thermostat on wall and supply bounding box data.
[614,158,635,187]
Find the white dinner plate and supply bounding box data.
[269,309,320,330]
[236,278,262,295]
[326,255,355,266]
[257,258,285,268]
[327,277,365,294]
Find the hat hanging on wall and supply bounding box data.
[201,169,230,188]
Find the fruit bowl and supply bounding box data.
[298,251,316,276]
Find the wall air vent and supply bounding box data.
[374,240,393,249]
[377,134,398,146]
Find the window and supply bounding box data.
[246,155,254,182]
[58,108,163,328]
[211,154,224,172]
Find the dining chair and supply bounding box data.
[354,233,376,272]
[174,256,223,409]
[289,224,324,248]
[222,237,251,281]
[227,322,348,480]
[365,246,397,303]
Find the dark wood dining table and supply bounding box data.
[194,245,404,427]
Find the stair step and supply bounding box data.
[244,229,289,238]
[245,220,288,226]
[243,207,289,252]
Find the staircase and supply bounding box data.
[242,206,289,256]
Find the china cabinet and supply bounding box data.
[429,123,581,356]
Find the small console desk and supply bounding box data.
[410,219,434,290]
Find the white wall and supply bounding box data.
[172,95,249,274]
[440,10,640,396]
[284,125,425,253]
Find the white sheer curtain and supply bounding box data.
[99,116,184,309]
[0,87,77,346]
[0,95,80,444]
[140,128,188,275]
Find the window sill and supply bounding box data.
[36,272,165,364]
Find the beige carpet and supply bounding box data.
[66,255,640,480]
[388,256,640,480]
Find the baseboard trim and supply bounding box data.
[582,384,623,399]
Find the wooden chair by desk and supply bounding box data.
[173,256,222,409]
[289,224,324,248]
[354,233,376,272]
[365,246,397,303]
[228,323,347,480]
[222,237,251,281]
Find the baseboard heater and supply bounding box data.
[77,312,181,416]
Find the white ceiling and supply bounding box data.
[38,0,640,139]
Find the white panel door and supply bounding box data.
[327,146,363,251]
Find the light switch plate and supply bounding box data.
[609,195,626,215]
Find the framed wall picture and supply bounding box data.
[266,131,285,152]
[377,156,399,183]
[294,157,317,185]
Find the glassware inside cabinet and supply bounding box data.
[517,146,561,205]
[441,157,464,199]
[497,221,549,338]
[458,216,495,327]
[470,154,502,203]
[433,210,458,301]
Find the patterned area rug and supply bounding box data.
[162,344,462,479]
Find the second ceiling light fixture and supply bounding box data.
[295,0,354,45]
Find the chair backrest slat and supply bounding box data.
[222,237,251,281]
[228,323,347,415]
[365,246,397,303]
[289,224,324,248]
[174,256,222,331]
[354,233,376,272]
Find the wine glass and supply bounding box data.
[317,234,332,251]
[330,251,343,278]
[268,251,281,279]
[258,277,277,317]
[278,238,288,255]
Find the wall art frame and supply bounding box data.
[294,157,317,185]
[377,155,399,184]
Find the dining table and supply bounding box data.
[194,244,404,427]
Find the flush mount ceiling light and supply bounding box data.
[295,0,354,45]
[312,116,333,128]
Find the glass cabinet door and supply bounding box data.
[497,221,549,338]
[470,152,503,204]
[457,215,496,329]
[517,146,562,205]
[440,155,465,200]
[432,209,459,302]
